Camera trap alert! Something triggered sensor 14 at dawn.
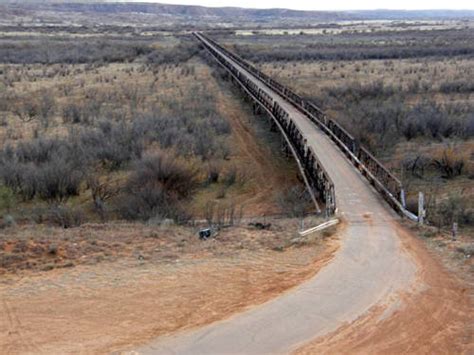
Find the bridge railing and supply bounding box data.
[197,32,415,219]
[271,101,336,213]
[195,32,336,215]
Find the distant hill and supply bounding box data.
[1,1,473,28]
[349,9,474,20]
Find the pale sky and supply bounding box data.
[118,0,474,11]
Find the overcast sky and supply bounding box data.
[120,0,474,11]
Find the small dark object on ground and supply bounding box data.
[248,222,271,230]
[199,228,212,240]
[48,244,58,255]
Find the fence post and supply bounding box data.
[452,222,458,241]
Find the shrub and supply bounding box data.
[276,185,312,218]
[117,152,198,221]
[0,186,15,212]
[0,138,85,202]
[439,80,474,94]
[1,215,16,229]
[15,138,65,164]
[0,38,154,64]
[79,123,144,170]
[47,205,84,228]
[431,146,466,179]
[62,103,83,124]
[11,97,39,122]
[37,90,55,129]
[36,156,83,203]
[87,175,119,220]
[206,163,221,184]
[402,155,431,179]
[146,41,199,65]
[0,162,38,201]
[428,194,473,228]
[132,93,230,161]
[315,82,473,150]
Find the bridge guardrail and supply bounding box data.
[197,32,416,220]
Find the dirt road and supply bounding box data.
[134,36,473,354]
[0,222,339,354]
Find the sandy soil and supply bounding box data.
[0,222,339,354]
[215,88,298,215]
[295,222,473,354]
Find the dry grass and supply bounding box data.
[0,216,331,275]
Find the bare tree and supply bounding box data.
[87,174,120,220]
